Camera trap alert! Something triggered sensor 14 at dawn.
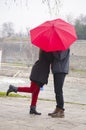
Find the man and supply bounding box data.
[48,49,70,118]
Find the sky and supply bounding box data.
[0,0,86,33]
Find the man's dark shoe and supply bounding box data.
[51,107,64,118]
[48,107,64,118]
[30,106,41,115]
[6,85,18,96]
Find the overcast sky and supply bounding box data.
[0,0,86,33]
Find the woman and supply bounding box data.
[6,49,53,115]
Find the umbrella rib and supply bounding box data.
[54,27,76,49]
[54,29,67,49]
[55,26,75,37]
[33,27,51,41]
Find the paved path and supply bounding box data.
[0,75,86,130]
[0,97,86,130]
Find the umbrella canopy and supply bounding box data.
[30,18,77,52]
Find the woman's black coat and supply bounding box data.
[30,51,53,86]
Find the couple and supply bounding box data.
[6,48,70,118]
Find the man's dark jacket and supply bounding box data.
[51,49,70,74]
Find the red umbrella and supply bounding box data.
[30,18,77,52]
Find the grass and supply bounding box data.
[0,92,86,106]
[70,67,86,73]
[2,62,28,67]
[0,92,28,98]
[1,62,86,74]
[2,36,29,42]
[2,62,86,72]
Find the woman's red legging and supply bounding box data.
[17,81,40,106]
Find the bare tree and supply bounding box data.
[2,22,14,37]
[42,0,61,16]
[66,15,74,24]
[3,0,61,16]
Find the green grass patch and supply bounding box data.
[70,68,86,73]
[0,92,28,98]
[2,62,28,67]
[3,36,29,42]
[2,62,33,69]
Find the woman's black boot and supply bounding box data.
[6,85,18,96]
[30,106,41,115]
